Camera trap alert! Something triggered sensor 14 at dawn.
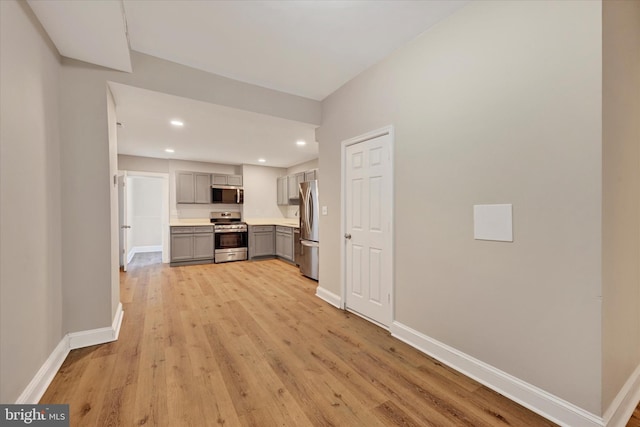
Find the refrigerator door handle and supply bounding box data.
[308,190,313,235]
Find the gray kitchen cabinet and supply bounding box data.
[176,172,196,204]
[171,233,194,261]
[288,172,304,202]
[304,169,317,182]
[275,226,294,262]
[277,168,317,206]
[227,175,243,186]
[194,173,211,203]
[249,225,275,258]
[193,232,214,259]
[212,174,227,185]
[177,171,211,204]
[212,174,243,186]
[170,226,214,263]
[277,176,288,205]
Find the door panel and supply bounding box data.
[369,248,382,303]
[345,132,392,327]
[351,244,363,295]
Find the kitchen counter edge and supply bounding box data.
[169,218,299,228]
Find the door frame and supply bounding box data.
[340,125,395,328]
[118,171,129,271]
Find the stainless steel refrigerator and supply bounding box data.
[299,180,319,280]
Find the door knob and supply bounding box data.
[121,225,131,229]
[344,233,351,239]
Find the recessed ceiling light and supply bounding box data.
[296,140,306,146]
[165,148,175,153]
[258,158,266,163]
[170,120,184,127]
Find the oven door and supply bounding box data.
[214,230,248,250]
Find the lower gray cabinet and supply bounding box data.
[249,225,275,259]
[193,233,214,260]
[171,234,194,261]
[275,226,294,262]
[171,226,214,263]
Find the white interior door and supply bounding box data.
[344,130,393,327]
[118,173,130,272]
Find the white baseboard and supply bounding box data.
[15,304,124,404]
[128,245,162,263]
[127,249,135,264]
[68,303,124,349]
[14,338,70,404]
[391,321,605,427]
[133,245,162,253]
[112,302,124,341]
[603,362,640,427]
[315,286,342,309]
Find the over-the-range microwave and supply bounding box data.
[211,186,244,204]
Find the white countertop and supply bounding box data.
[169,219,213,227]
[169,218,299,228]
[244,218,300,228]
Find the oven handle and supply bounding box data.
[215,229,248,233]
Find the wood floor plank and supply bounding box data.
[40,253,562,426]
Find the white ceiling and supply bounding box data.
[122,0,468,101]
[28,0,469,168]
[26,0,131,72]
[110,83,318,168]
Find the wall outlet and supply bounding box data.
[322,206,328,215]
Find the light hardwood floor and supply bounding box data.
[41,253,559,426]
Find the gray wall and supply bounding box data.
[286,158,318,175]
[242,164,287,219]
[317,0,603,414]
[118,154,170,173]
[0,0,63,402]
[602,0,640,411]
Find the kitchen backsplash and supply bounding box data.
[285,205,299,219]
[172,204,242,219]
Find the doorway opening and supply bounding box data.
[118,170,170,271]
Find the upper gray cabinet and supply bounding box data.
[194,173,211,203]
[277,168,318,206]
[176,172,196,204]
[213,174,243,186]
[288,172,304,201]
[176,171,211,204]
[304,169,317,182]
[277,176,288,205]
[227,175,243,186]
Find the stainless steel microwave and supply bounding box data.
[211,186,244,204]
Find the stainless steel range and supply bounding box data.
[210,212,248,263]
